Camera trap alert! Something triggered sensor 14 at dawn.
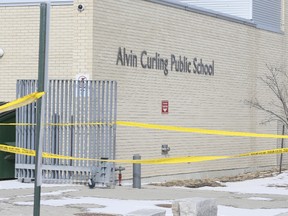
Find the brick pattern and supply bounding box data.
[0,5,74,101]
[91,0,287,177]
[0,0,287,179]
[72,0,94,77]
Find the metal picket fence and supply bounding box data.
[15,80,117,185]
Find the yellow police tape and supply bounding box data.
[0,91,286,139]
[1,120,287,139]
[48,122,112,127]
[0,92,45,114]
[116,121,288,139]
[0,143,288,164]
[0,123,35,126]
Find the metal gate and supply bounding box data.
[16,80,117,185]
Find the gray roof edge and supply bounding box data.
[145,0,256,27]
[255,23,284,34]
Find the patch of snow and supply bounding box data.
[0,198,9,201]
[247,197,273,201]
[17,189,78,198]
[5,171,288,216]
[198,172,288,195]
[0,180,77,190]
[218,205,288,216]
[15,197,173,215]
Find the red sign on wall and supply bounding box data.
[162,100,169,114]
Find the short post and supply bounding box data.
[133,154,141,189]
[279,124,285,174]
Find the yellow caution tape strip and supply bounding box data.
[0,120,287,139]
[0,92,45,114]
[0,122,110,127]
[0,144,35,157]
[48,122,112,127]
[237,148,288,157]
[116,121,288,139]
[0,123,35,126]
[1,144,288,164]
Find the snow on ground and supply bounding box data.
[247,197,273,201]
[17,189,79,198]
[15,197,173,215]
[218,205,288,216]
[0,180,76,190]
[1,171,288,216]
[198,172,288,195]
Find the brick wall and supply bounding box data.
[0,4,74,101]
[0,0,287,179]
[90,0,287,178]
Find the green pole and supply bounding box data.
[279,124,285,174]
[34,3,50,216]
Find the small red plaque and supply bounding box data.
[162,100,169,114]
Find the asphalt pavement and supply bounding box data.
[0,182,288,216]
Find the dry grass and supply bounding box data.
[151,168,284,188]
[155,204,172,208]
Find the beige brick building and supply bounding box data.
[0,0,287,181]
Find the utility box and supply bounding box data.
[0,103,16,180]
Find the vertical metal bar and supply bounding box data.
[113,81,117,161]
[23,83,28,167]
[29,81,32,167]
[34,3,50,216]
[109,81,114,185]
[27,81,30,167]
[31,81,36,165]
[68,80,73,169]
[47,80,52,166]
[81,80,84,170]
[92,81,96,166]
[64,80,68,166]
[42,80,47,175]
[84,80,89,170]
[56,81,59,178]
[133,154,141,189]
[76,80,81,175]
[279,124,285,174]
[19,81,23,168]
[105,81,109,159]
[101,81,106,184]
[101,81,105,158]
[57,81,60,167]
[27,81,31,166]
[86,81,90,168]
[15,80,20,178]
[51,82,55,168]
[73,80,78,178]
[89,81,93,164]
[32,81,35,166]
[60,80,64,167]
[112,82,117,185]
[109,82,113,160]
[97,81,101,166]
[93,81,97,162]
[70,115,74,167]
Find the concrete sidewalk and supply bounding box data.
[0,183,288,215]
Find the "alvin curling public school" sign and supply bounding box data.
[116,47,214,76]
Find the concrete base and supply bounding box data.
[172,197,217,216]
[125,208,166,216]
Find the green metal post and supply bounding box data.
[34,3,50,216]
[279,125,285,174]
